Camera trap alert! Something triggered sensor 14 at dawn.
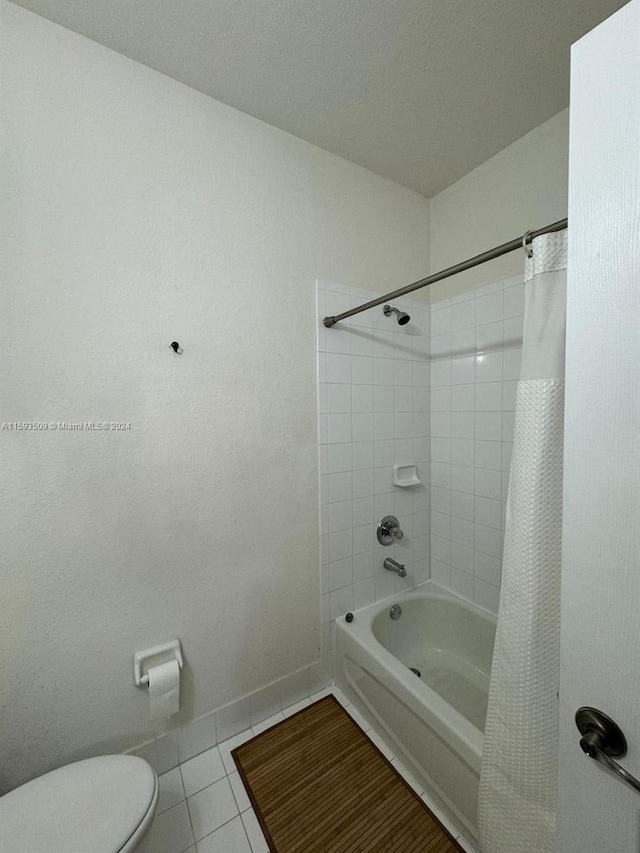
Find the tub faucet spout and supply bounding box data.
[383,557,406,578]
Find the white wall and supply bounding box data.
[429,109,569,301]
[0,0,429,790]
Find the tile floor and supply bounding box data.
[139,688,476,853]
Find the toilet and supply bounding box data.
[0,755,158,852]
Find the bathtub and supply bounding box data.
[335,581,496,842]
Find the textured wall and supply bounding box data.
[0,1,429,790]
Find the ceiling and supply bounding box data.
[11,0,627,196]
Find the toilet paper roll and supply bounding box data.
[147,659,180,720]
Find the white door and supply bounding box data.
[557,1,640,851]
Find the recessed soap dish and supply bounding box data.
[393,464,421,488]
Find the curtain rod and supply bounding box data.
[323,217,568,327]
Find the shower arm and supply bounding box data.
[323,217,567,328]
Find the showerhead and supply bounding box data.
[383,305,411,325]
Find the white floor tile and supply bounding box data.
[251,711,284,735]
[180,746,226,797]
[138,800,194,853]
[157,766,186,814]
[187,777,239,841]
[218,729,256,775]
[240,809,269,853]
[196,816,252,853]
[228,771,251,812]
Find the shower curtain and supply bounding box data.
[478,231,567,853]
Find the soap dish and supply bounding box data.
[393,464,421,488]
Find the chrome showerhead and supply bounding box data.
[383,305,411,325]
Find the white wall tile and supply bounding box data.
[476,382,502,411]
[347,357,372,389]
[317,281,430,669]
[326,472,352,503]
[451,542,474,572]
[431,360,451,386]
[475,411,502,441]
[451,517,474,547]
[476,351,503,383]
[450,568,474,600]
[476,291,503,325]
[451,384,474,411]
[476,321,503,352]
[451,491,474,521]
[431,386,451,411]
[431,307,451,336]
[351,384,373,413]
[451,299,475,331]
[326,353,351,383]
[474,551,501,586]
[474,496,502,529]
[451,412,475,439]
[451,356,475,385]
[352,442,373,470]
[450,439,474,466]
[475,440,502,471]
[326,383,352,413]
[429,277,523,608]
[474,469,502,500]
[503,284,524,318]
[502,349,522,381]
[430,559,451,587]
[473,578,500,613]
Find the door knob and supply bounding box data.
[576,707,640,794]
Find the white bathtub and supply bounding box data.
[335,581,496,842]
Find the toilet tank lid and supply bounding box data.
[0,755,158,853]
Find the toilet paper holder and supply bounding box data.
[134,640,183,688]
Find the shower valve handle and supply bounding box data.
[377,515,404,546]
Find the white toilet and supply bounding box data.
[0,755,158,852]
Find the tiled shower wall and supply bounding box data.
[317,280,431,649]
[429,275,525,614]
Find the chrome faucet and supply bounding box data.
[383,557,406,578]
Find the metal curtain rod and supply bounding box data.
[323,217,568,327]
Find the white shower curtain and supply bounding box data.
[478,231,567,853]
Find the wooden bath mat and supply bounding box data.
[232,694,463,852]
